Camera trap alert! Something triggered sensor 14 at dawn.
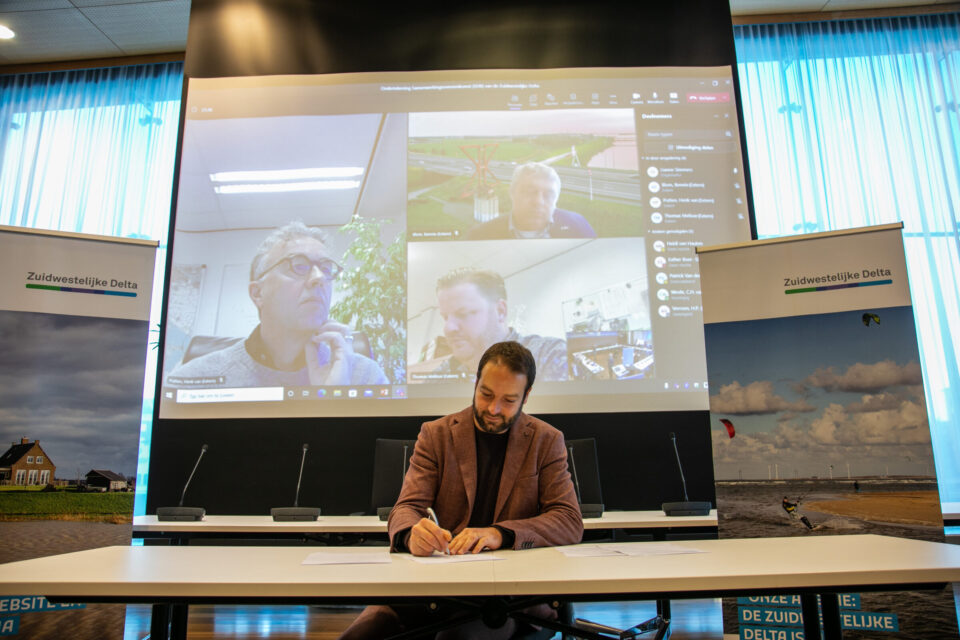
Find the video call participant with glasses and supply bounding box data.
[166,221,387,387]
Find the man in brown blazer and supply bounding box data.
[338,341,583,639]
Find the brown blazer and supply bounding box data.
[388,406,584,551]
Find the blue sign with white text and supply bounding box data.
[0,597,84,615]
[740,626,804,640]
[0,617,19,636]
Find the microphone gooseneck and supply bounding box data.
[178,444,208,507]
[661,431,710,516]
[568,445,583,503]
[669,433,690,501]
[270,443,320,521]
[293,444,309,507]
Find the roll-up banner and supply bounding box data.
[699,223,956,639]
[0,225,156,640]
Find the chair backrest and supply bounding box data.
[182,335,242,364]
[565,438,603,517]
[370,438,417,518]
[181,331,373,365]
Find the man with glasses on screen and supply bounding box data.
[339,341,582,640]
[466,162,596,240]
[166,221,387,387]
[411,267,568,383]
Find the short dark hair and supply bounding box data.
[436,267,506,303]
[476,341,536,395]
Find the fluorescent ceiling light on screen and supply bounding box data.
[210,167,364,182]
[214,180,361,194]
[210,167,364,194]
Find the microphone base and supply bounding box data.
[376,507,392,521]
[271,507,321,521]
[662,501,712,517]
[156,507,205,521]
[579,503,604,519]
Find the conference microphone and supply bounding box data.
[156,444,208,521]
[568,444,603,519]
[661,432,712,517]
[271,444,321,521]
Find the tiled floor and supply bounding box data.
[123,599,725,639]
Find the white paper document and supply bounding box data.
[612,543,706,557]
[555,545,626,557]
[409,553,504,564]
[302,551,393,565]
[557,544,705,558]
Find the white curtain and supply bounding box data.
[735,12,960,501]
[0,62,182,242]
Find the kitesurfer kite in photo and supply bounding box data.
[862,312,881,327]
[720,418,735,439]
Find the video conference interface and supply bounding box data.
[159,67,751,418]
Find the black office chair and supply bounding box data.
[181,335,242,363]
[370,438,417,520]
[511,602,577,640]
[565,438,604,519]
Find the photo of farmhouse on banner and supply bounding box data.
[0,310,148,640]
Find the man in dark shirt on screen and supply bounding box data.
[410,267,568,383]
[338,341,583,639]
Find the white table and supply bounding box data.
[131,510,718,542]
[1,534,957,640]
[129,510,717,637]
[943,502,960,527]
[133,514,390,535]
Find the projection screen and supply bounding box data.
[159,66,750,419]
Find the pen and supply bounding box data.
[425,507,450,555]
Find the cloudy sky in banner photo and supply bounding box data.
[0,310,148,479]
[705,306,933,480]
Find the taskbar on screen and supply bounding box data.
[165,385,406,404]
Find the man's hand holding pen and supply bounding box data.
[408,507,503,556]
[408,507,452,556]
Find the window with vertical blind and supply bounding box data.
[0,62,182,241]
[734,12,960,500]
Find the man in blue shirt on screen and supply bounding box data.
[166,221,387,388]
[466,162,597,240]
